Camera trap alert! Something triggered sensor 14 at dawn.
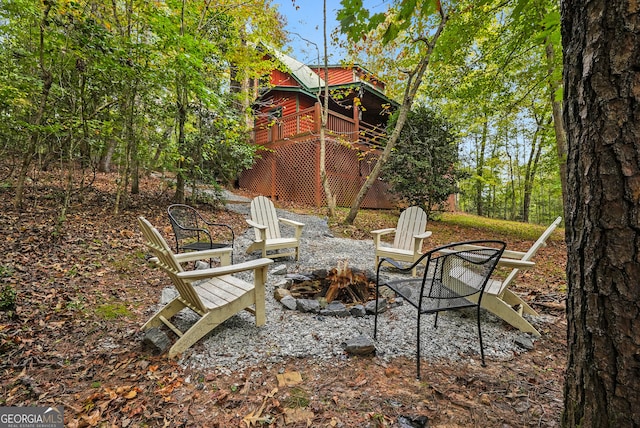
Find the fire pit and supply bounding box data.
[289,261,375,304]
[275,261,392,317]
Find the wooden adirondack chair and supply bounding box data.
[138,217,273,358]
[246,196,304,261]
[448,216,563,337]
[371,206,432,276]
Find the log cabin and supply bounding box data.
[239,47,400,209]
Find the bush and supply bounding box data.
[382,106,468,217]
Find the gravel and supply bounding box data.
[158,201,551,374]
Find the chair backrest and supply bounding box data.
[168,204,207,251]
[423,240,506,302]
[250,196,281,240]
[138,217,206,313]
[393,206,428,251]
[500,216,562,290]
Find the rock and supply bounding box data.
[343,335,375,356]
[349,304,366,317]
[274,287,292,302]
[271,264,288,275]
[397,415,429,428]
[280,295,298,310]
[296,298,321,313]
[389,297,404,308]
[143,327,171,355]
[161,287,178,304]
[320,301,350,317]
[515,336,535,350]
[274,279,290,289]
[310,268,328,278]
[194,261,209,270]
[285,273,312,281]
[396,284,416,300]
[378,285,397,299]
[365,298,388,314]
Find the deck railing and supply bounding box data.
[253,104,387,147]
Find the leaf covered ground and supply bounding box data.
[0,171,567,427]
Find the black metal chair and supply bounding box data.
[167,204,235,263]
[374,240,506,379]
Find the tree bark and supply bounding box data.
[562,1,640,426]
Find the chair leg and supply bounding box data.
[416,312,422,380]
[141,298,186,331]
[373,288,380,339]
[477,306,486,366]
[168,311,225,358]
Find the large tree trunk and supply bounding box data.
[562,1,640,426]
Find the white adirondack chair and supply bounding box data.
[448,216,563,336]
[138,217,273,358]
[371,206,432,276]
[246,196,305,261]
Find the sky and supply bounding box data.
[272,0,347,64]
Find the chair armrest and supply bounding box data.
[494,258,535,269]
[378,257,406,271]
[202,221,235,241]
[440,247,535,269]
[246,219,267,230]
[177,258,274,280]
[415,230,432,240]
[279,218,304,239]
[173,248,233,263]
[246,219,268,243]
[279,218,304,228]
[452,244,527,260]
[412,230,432,252]
[148,248,233,267]
[372,228,396,247]
[371,228,395,236]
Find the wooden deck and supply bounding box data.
[252,104,388,148]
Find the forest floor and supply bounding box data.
[0,171,567,427]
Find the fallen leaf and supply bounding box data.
[277,371,302,387]
[283,408,314,425]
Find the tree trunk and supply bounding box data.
[545,41,568,209]
[561,1,640,426]
[475,119,488,217]
[522,117,545,223]
[98,140,116,172]
[319,0,337,217]
[13,1,53,209]
[344,9,449,225]
[174,83,188,204]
